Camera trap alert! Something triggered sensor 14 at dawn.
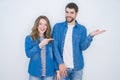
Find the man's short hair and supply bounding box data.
[65,2,78,13]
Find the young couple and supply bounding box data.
[25,2,105,80]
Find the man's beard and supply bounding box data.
[66,17,74,23]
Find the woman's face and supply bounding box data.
[38,18,47,35]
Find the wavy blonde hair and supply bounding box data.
[31,16,51,41]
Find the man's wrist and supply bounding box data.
[56,70,59,73]
[89,34,94,38]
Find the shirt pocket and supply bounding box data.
[73,33,82,43]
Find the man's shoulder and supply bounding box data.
[77,23,86,30]
[53,21,66,31]
[54,21,65,27]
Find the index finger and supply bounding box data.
[98,30,106,34]
[48,38,54,40]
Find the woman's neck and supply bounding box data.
[39,34,44,38]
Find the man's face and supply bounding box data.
[65,8,77,23]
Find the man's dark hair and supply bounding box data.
[65,2,78,13]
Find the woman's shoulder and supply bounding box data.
[25,35,32,40]
[25,35,34,42]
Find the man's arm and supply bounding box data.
[52,25,67,77]
[80,28,106,51]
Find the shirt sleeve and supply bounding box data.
[80,27,93,50]
[52,25,64,65]
[25,35,40,58]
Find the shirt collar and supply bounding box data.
[64,20,79,28]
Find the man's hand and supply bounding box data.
[59,64,67,78]
[39,38,54,48]
[56,71,61,80]
[90,29,106,37]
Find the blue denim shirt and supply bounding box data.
[25,35,55,77]
[52,21,93,71]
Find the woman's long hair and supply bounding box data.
[30,16,51,41]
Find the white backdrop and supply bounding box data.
[0,0,120,80]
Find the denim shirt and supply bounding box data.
[52,21,93,71]
[25,35,54,77]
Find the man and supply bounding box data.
[52,2,105,80]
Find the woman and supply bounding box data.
[25,15,55,80]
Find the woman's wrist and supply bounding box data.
[39,43,43,48]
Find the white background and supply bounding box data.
[0,0,120,80]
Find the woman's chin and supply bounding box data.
[40,31,45,34]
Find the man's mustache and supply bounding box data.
[66,16,73,18]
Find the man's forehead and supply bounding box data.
[66,8,75,12]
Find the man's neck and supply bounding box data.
[68,20,76,25]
